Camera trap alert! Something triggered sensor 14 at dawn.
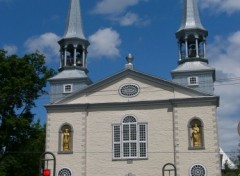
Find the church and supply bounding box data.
[45,0,222,175]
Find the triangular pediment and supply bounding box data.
[51,69,212,105]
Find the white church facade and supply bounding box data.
[45,0,222,176]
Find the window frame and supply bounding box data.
[188,76,199,86]
[112,116,148,160]
[189,164,207,176]
[63,84,73,93]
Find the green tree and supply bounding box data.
[222,141,240,176]
[0,50,55,176]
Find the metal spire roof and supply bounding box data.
[177,0,206,32]
[64,0,86,39]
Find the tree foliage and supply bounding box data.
[0,50,55,176]
[222,140,240,176]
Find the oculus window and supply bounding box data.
[190,164,207,176]
[58,168,72,176]
[119,84,140,97]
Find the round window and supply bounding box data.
[190,164,206,176]
[119,84,140,97]
[58,168,72,176]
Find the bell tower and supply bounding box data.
[171,0,215,94]
[49,0,92,103]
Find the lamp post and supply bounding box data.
[39,152,56,176]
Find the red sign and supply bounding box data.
[43,169,51,176]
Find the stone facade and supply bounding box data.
[45,69,221,176]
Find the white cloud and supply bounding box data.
[119,12,139,26]
[201,0,240,14]
[91,0,150,26]
[92,0,140,15]
[88,28,121,59]
[118,12,150,26]
[24,32,60,63]
[208,31,240,152]
[3,44,17,55]
[209,32,240,77]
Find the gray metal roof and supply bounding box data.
[177,0,206,32]
[49,69,88,81]
[64,0,86,39]
[172,61,214,72]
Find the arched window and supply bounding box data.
[188,118,204,149]
[113,115,147,159]
[58,124,73,154]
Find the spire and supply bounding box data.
[172,0,216,95]
[49,0,92,103]
[64,0,86,39]
[177,0,206,32]
[176,0,208,64]
[58,0,90,71]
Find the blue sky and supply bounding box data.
[1,0,240,155]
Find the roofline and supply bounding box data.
[50,68,215,104]
[45,96,219,111]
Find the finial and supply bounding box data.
[125,53,134,70]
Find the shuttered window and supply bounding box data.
[113,116,147,159]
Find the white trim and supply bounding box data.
[188,76,199,86]
[63,84,73,93]
[112,116,147,160]
[118,83,140,98]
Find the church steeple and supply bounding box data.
[176,0,208,64]
[64,0,86,39]
[171,0,215,95]
[48,0,92,103]
[58,0,90,71]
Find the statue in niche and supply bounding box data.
[63,128,70,151]
[192,124,201,147]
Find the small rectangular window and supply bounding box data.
[63,84,73,93]
[188,77,199,86]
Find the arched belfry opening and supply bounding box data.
[48,0,92,103]
[171,0,216,95]
[58,40,89,70]
[177,32,207,63]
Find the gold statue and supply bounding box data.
[192,124,201,147]
[63,128,70,151]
